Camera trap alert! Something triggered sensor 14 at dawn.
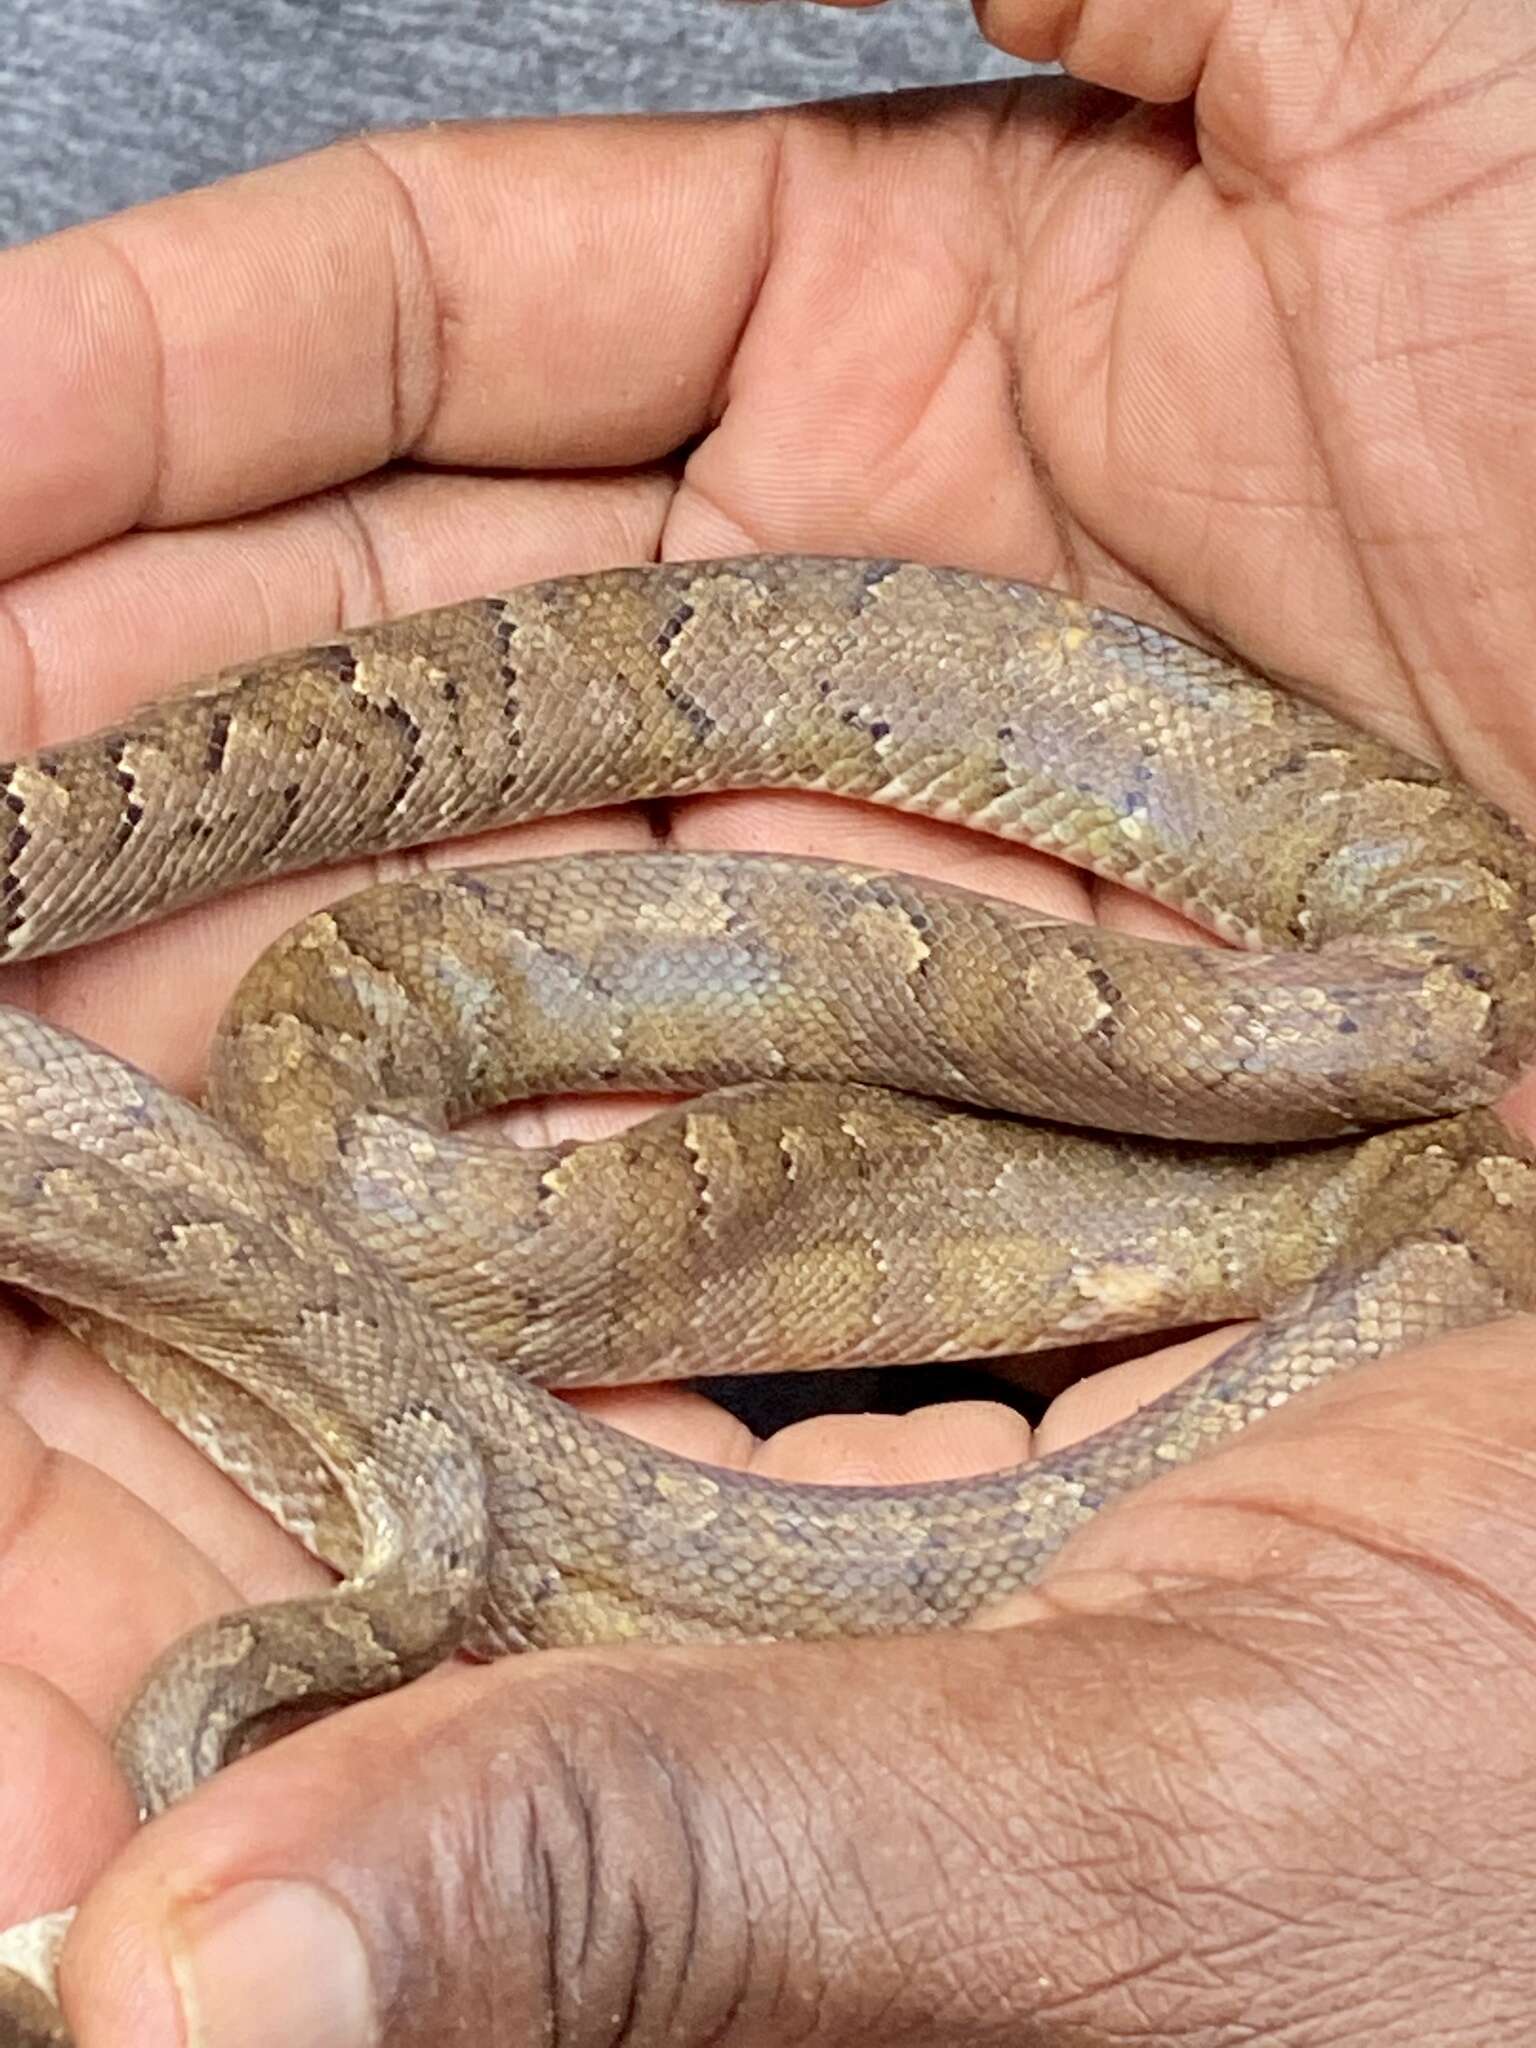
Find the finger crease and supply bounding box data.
[0,588,44,757]
[325,484,394,630]
[349,133,449,457]
[88,224,172,532]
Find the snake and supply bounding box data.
[2,552,1536,2042]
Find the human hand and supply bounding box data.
[4,0,1536,2037]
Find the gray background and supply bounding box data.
[2,0,1021,246]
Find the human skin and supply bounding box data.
[2,0,1536,2040]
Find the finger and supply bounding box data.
[2,1320,326,1602]
[0,468,672,753]
[0,1405,224,1726]
[0,1370,320,1741]
[1029,1324,1239,1454]
[0,468,672,1090]
[749,1397,1035,1482]
[569,1382,1039,1483]
[0,1671,136,1922]
[970,0,1219,92]
[0,115,777,579]
[65,1319,1536,2047]
[0,1325,358,1928]
[576,1317,1312,1484]
[795,0,1217,94]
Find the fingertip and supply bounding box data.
[970,0,1217,99]
[0,1667,136,1924]
[971,0,1067,65]
[751,1398,1034,1485]
[562,1384,761,1469]
[1031,1328,1242,1456]
[167,1881,377,2048]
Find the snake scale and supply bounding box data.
[3,553,1536,2042]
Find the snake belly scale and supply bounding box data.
[1,554,1536,2042]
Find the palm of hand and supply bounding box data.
[1,37,1534,1934]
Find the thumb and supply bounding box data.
[56,1321,1536,2046]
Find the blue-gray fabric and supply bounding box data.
[1,0,1019,245]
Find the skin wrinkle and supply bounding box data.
[376,1727,517,2036]
[536,1838,565,2048]
[983,1687,1393,2038]
[1186,1870,1490,2042]
[994,81,1123,324]
[1206,59,1536,244]
[520,1697,687,2048]
[82,227,172,541]
[615,1714,734,2048]
[323,487,398,635]
[661,469,751,562]
[997,97,1124,599]
[869,304,1001,525]
[548,1740,601,1985]
[1304,0,1373,141]
[1020,118,1209,612]
[1136,475,1334,513]
[656,1779,704,2045]
[1392,0,1511,104]
[835,1819,976,2035]
[1159,1479,1536,1661]
[1307,45,1536,188]
[1386,140,1536,226]
[227,513,322,690]
[1004,354,1083,592]
[701,115,786,433]
[1205,225,1438,774]
[782,1810,884,2018]
[712,1752,809,2043]
[697,1817,756,2048]
[1135,1588,1439,1775]
[1178,1638,1488,1875]
[892,123,1012,453]
[347,136,452,463]
[475,1777,561,2048]
[608,1881,650,2048]
[593,1744,663,2048]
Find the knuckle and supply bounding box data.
[382,1666,758,2047]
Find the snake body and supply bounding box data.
[3,554,1536,2042]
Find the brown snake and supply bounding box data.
[3,553,1536,2040]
